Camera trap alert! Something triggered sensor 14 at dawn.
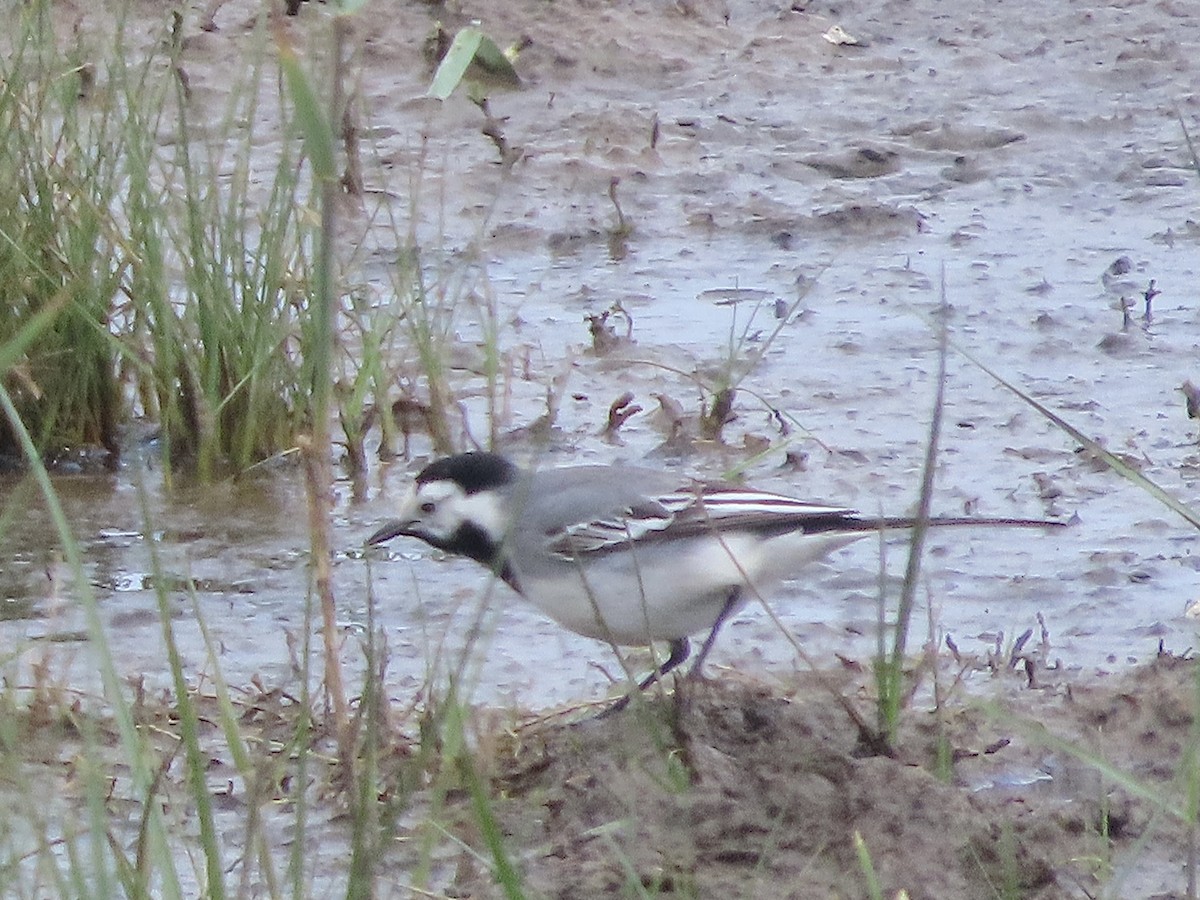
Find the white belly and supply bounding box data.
[514,530,868,645]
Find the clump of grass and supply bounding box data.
[0,0,528,479]
[0,3,385,480]
[0,6,136,463]
[156,83,311,477]
[0,4,306,476]
[873,286,948,746]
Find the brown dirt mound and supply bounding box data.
[441,656,1200,899]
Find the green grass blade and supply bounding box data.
[0,382,184,899]
[950,337,1200,532]
[0,295,64,377]
[189,595,253,774]
[875,283,948,741]
[1011,711,1188,821]
[853,830,886,900]
[446,702,525,899]
[427,27,485,100]
[277,36,336,182]
[1178,112,1200,179]
[138,479,227,900]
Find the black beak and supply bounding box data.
[366,520,413,547]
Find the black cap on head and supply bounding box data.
[416,452,520,495]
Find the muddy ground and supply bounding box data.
[7,0,1200,896]
[448,655,1200,899]
[16,650,1200,898]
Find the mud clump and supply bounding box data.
[445,658,1200,899]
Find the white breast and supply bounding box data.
[514,528,869,645]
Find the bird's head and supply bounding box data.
[366,452,519,565]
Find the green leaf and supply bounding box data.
[277,41,336,181]
[473,32,521,83]
[428,27,521,100]
[0,298,63,376]
[428,27,484,100]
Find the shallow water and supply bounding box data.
[3,0,1200,713]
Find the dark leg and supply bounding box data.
[687,589,741,679]
[600,638,691,718]
[637,637,691,691]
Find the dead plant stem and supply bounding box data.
[304,15,350,762]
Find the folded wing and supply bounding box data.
[544,482,861,558]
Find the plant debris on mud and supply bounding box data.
[441,655,1199,899]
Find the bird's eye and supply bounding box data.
[420,501,436,514]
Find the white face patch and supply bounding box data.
[398,479,508,544]
[455,489,509,543]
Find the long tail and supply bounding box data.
[805,515,1067,535]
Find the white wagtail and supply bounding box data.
[367,451,1062,697]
